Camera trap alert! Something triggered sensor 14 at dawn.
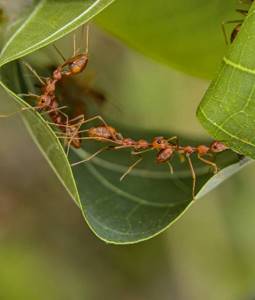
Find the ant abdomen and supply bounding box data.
[88,125,118,140]
[156,147,174,163]
[65,54,88,76]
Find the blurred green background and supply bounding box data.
[1,1,255,300]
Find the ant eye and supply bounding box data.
[157,140,161,144]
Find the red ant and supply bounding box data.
[151,138,228,198]
[222,0,253,43]
[0,26,91,149]
[71,124,228,199]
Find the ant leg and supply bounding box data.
[81,114,107,126]
[49,109,81,154]
[66,126,79,156]
[0,105,41,118]
[68,114,85,124]
[71,146,110,166]
[80,24,90,55]
[197,154,218,174]
[73,33,77,56]
[167,136,178,143]
[186,155,196,200]
[42,105,68,116]
[65,118,86,156]
[221,20,243,45]
[131,148,154,155]
[236,9,248,16]
[53,44,66,62]
[120,157,143,181]
[167,136,179,148]
[114,145,134,150]
[77,136,121,145]
[85,24,89,55]
[22,61,45,85]
[166,161,174,175]
[55,135,120,146]
[0,107,37,118]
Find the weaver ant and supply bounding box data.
[71,124,228,199]
[222,0,253,43]
[0,25,91,149]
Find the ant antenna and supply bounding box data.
[53,44,66,62]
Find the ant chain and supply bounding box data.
[70,123,228,200]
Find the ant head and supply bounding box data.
[152,136,168,149]
[38,95,51,108]
[210,141,228,153]
[69,54,88,75]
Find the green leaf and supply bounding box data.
[96,0,237,78]
[2,62,246,246]
[0,0,114,67]
[197,2,255,159]
[0,0,248,244]
[1,58,245,244]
